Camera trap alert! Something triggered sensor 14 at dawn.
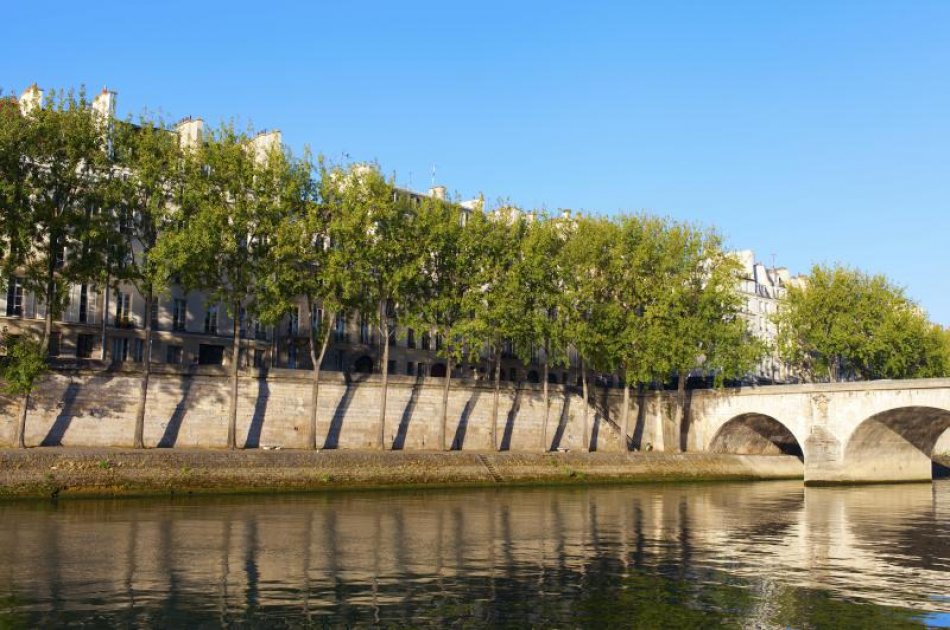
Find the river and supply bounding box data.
[0,480,947,627]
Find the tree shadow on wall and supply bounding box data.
[158,376,195,448]
[549,390,572,451]
[679,389,695,452]
[40,382,82,446]
[499,386,522,451]
[244,377,269,448]
[590,410,600,452]
[392,376,423,450]
[630,388,649,450]
[323,374,355,450]
[451,388,481,450]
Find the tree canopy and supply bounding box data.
[774,264,950,381]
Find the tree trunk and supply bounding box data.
[581,359,590,451]
[377,310,390,450]
[490,349,502,451]
[440,356,453,451]
[133,290,153,449]
[227,300,240,450]
[100,276,110,361]
[43,250,55,353]
[307,309,333,450]
[621,367,632,450]
[676,370,687,452]
[15,391,29,448]
[541,357,550,452]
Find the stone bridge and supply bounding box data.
[683,378,950,484]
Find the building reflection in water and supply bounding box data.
[0,481,946,626]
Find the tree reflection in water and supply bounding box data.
[0,480,946,627]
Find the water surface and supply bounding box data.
[0,480,948,627]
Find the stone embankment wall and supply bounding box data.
[0,367,682,452]
[0,449,806,498]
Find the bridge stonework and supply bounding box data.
[1,369,948,484]
[686,379,950,484]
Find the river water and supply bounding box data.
[0,480,947,628]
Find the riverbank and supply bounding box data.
[0,448,808,499]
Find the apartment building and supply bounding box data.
[733,249,805,383]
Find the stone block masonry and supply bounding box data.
[0,368,656,452]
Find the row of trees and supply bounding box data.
[1,87,947,451]
[775,264,950,382]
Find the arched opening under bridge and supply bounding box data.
[844,406,950,482]
[710,413,803,460]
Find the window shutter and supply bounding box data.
[65,284,80,322]
[87,286,99,325]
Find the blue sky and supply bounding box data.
[5,1,949,323]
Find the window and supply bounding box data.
[311,306,323,336]
[173,299,187,332]
[253,348,264,368]
[78,284,89,324]
[435,333,443,352]
[335,350,344,371]
[406,361,415,376]
[288,310,299,336]
[111,337,129,363]
[76,334,95,359]
[204,305,218,335]
[48,332,61,357]
[334,313,347,343]
[288,344,297,369]
[407,328,415,349]
[166,345,183,365]
[254,320,267,341]
[132,338,144,362]
[115,292,132,327]
[421,331,431,351]
[387,359,396,374]
[6,277,23,316]
[198,344,224,365]
[359,316,371,344]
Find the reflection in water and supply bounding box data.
[0,481,947,627]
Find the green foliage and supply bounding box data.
[0,332,47,397]
[775,264,949,381]
[108,113,184,298]
[0,88,113,338]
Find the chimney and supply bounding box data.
[175,116,204,150]
[428,185,446,200]
[18,83,43,115]
[250,129,282,164]
[92,87,116,121]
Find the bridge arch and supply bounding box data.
[843,406,950,481]
[709,413,804,459]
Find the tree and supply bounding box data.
[256,155,339,450]
[153,124,283,449]
[110,115,183,448]
[775,264,949,381]
[558,215,625,451]
[329,165,426,450]
[0,93,30,279]
[652,223,763,449]
[4,88,112,353]
[1,331,48,448]
[507,212,566,451]
[456,206,527,450]
[409,194,476,450]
